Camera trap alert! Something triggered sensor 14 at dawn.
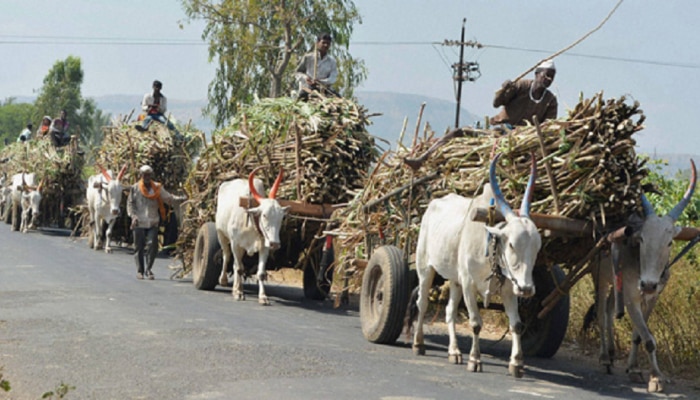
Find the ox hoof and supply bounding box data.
[466,359,482,373]
[219,277,229,287]
[412,344,426,356]
[448,353,463,365]
[648,376,664,393]
[508,363,524,378]
[627,369,645,384]
[105,248,112,254]
[233,291,245,301]
[259,297,270,306]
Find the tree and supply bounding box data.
[0,98,36,145]
[181,0,367,128]
[33,56,110,149]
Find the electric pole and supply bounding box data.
[447,19,482,128]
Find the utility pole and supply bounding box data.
[448,19,482,128]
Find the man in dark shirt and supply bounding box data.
[490,59,558,128]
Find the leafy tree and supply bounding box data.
[181,0,367,128]
[0,98,37,145]
[643,157,700,226]
[33,56,110,149]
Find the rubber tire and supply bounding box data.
[192,222,222,290]
[360,245,410,344]
[520,265,570,358]
[11,202,20,232]
[303,243,334,300]
[3,202,11,225]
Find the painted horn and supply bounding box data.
[668,159,697,221]
[248,167,265,203]
[489,153,515,221]
[36,177,45,192]
[98,164,112,182]
[117,163,128,181]
[519,153,537,218]
[640,194,656,217]
[268,167,284,200]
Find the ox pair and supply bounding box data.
[592,159,697,393]
[215,167,289,305]
[411,153,540,378]
[86,164,128,253]
[10,172,44,233]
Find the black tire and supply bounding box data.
[3,202,11,225]
[360,245,410,344]
[192,222,221,290]
[11,202,20,232]
[520,265,570,358]
[303,240,334,300]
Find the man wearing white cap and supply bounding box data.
[490,59,558,127]
[127,165,186,280]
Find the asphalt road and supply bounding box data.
[1,226,698,400]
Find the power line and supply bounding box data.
[3,34,699,70]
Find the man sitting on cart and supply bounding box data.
[490,59,558,129]
[403,59,558,170]
[294,33,339,100]
[135,80,183,141]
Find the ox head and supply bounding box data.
[247,167,289,250]
[486,153,541,298]
[625,159,696,295]
[98,164,128,216]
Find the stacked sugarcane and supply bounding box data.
[0,137,85,228]
[329,91,649,289]
[177,96,379,274]
[74,122,204,242]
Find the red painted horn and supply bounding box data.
[268,167,284,200]
[98,164,112,182]
[248,167,265,203]
[117,163,128,181]
[668,159,697,221]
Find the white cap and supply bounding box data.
[537,59,556,71]
[139,165,153,175]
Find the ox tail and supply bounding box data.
[581,301,597,334]
[403,285,420,341]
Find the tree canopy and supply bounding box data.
[0,98,36,145]
[181,0,366,128]
[33,56,110,149]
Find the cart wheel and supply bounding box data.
[3,202,12,225]
[360,245,410,344]
[192,222,222,290]
[520,265,570,358]
[303,236,334,300]
[11,202,20,231]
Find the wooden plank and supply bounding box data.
[239,197,341,218]
[676,226,700,241]
[469,207,594,237]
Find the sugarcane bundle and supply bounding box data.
[329,91,649,286]
[0,138,85,227]
[177,96,379,273]
[75,122,204,241]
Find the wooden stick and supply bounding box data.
[411,102,426,153]
[513,0,624,83]
[533,116,560,214]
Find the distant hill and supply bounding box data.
[355,91,479,149]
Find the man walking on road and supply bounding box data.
[127,165,186,280]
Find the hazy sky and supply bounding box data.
[2,0,699,156]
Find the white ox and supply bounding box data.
[412,154,541,378]
[215,167,288,305]
[592,159,696,393]
[87,164,127,253]
[11,173,43,233]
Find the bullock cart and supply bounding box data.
[180,96,378,300]
[328,92,689,358]
[0,137,84,230]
